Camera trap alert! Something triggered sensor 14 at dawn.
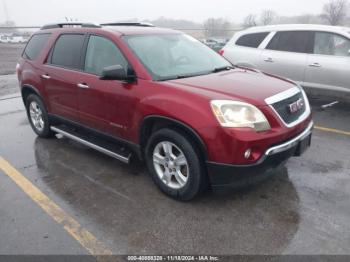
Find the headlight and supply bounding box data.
[210,100,271,132]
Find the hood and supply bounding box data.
[167,68,297,106]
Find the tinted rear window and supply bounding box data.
[313,32,350,57]
[23,34,51,60]
[266,31,312,53]
[236,32,269,48]
[50,34,85,69]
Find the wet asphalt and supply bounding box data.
[0,94,349,255]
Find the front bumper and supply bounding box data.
[206,121,313,189]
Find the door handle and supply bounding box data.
[77,83,89,89]
[264,57,274,63]
[309,63,321,68]
[41,74,51,79]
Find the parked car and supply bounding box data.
[221,24,350,94]
[202,38,229,52]
[203,38,218,46]
[8,36,27,43]
[0,35,27,43]
[0,35,10,43]
[211,42,226,52]
[17,22,313,201]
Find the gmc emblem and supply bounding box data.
[288,98,304,114]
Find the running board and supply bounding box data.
[50,126,131,164]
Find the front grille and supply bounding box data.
[271,92,306,124]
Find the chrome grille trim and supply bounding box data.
[265,87,311,128]
[265,86,300,105]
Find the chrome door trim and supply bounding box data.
[41,74,51,79]
[77,83,89,89]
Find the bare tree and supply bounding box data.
[242,14,258,28]
[322,0,348,25]
[296,14,313,24]
[260,10,276,25]
[203,18,232,37]
[0,20,17,33]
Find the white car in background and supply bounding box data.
[0,35,10,43]
[221,24,350,94]
[0,35,28,44]
[8,36,27,43]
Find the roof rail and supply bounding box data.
[100,22,154,27]
[41,23,101,30]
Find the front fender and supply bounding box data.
[137,93,216,132]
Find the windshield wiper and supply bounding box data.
[158,73,206,81]
[212,66,234,73]
[157,67,234,81]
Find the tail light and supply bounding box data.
[218,49,224,56]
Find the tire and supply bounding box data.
[145,128,208,201]
[25,94,55,138]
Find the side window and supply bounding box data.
[50,34,85,69]
[267,31,312,53]
[84,35,128,76]
[235,32,269,48]
[314,32,350,57]
[23,34,51,60]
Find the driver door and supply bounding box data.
[78,34,133,136]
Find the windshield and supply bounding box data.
[123,34,232,81]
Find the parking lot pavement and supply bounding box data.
[0,94,349,255]
[0,74,19,97]
[0,167,90,255]
[0,43,25,75]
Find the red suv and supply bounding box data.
[17,23,313,201]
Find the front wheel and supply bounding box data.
[145,128,208,201]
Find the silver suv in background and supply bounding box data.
[221,24,350,96]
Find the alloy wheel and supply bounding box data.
[153,141,189,189]
[29,101,45,132]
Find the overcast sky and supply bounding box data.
[1,0,327,26]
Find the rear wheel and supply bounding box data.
[25,94,54,138]
[145,128,208,201]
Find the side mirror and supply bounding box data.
[100,65,135,82]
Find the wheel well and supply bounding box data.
[21,85,49,110]
[21,86,38,105]
[140,116,208,161]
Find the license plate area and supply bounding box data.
[294,133,312,156]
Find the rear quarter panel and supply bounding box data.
[18,32,59,111]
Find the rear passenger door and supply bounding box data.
[43,33,86,122]
[304,32,350,91]
[258,31,313,83]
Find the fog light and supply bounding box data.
[244,149,252,159]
